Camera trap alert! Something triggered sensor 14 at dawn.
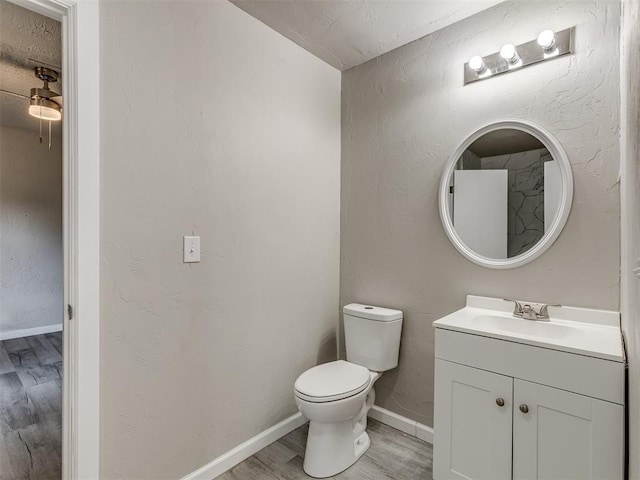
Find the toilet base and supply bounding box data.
[296,372,381,478]
[302,422,370,478]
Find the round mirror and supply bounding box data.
[439,120,573,269]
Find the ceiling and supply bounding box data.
[0,0,503,132]
[468,129,545,158]
[0,0,62,134]
[230,0,504,71]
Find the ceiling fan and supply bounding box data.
[0,66,63,149]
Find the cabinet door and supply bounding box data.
[513,379,624,480]
[434,359,513,480]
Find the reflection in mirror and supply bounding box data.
[449,129,561,259]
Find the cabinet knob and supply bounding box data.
[496,398,505,407]
[519,404,529,414]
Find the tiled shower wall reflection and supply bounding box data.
[482,148,550,257]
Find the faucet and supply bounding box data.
[503,299,560,322]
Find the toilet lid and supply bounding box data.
[294,360,371,402]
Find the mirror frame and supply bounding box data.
[438,120,573,269]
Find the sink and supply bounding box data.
[473,314,583,340]
[432,295,623,361]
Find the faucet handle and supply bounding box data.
[537,303,561,319]
[503,298,524,316]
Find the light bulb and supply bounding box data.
[537,29,556,51]
[500,43,519,63]
[468,55,486,73]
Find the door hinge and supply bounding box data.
[449,185,454,194]
[68,304,73,320]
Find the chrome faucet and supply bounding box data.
[503,299,560,322]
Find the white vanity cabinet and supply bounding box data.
[433,296,626,480]
[435,359,624,480]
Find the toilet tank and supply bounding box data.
[343,304,403,372]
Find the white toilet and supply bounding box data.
[294,303,403,478]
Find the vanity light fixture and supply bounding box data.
[464,27,574,85]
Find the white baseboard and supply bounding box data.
[368,405,433,445]
[180,405,432,480]
[416,422,434,444]
[180,412,307,480]
[0,323,62,342]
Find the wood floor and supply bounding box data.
[0,334,432,480]
[0,332,62,480]
[218,419,433,480]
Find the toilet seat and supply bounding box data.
[295,360,371,403]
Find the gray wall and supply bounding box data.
[0,126,63,335]
[621,0,639,477]
[99,1,340,478]
[341,1,621,428]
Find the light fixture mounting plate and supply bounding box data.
[34,66,59,84]
[464,27,574,85]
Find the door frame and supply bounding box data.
[7,0,100,478]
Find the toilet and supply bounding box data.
[294,303,403,478]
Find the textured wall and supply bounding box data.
[341,1,621,428]
[99,1,340,478]
[621,0,640,477]
[0,126,63,334]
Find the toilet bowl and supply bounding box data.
[294,304,403,478]
[294,360,381,478]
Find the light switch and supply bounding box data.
[183,236,200,263]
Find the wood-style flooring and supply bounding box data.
[0,334,432,480]
[0,332,62,480]
[218,419,433,480]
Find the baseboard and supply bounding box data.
[416,422,434,444]
[180,404,432,480]
[368,405,433,445]
[180,412,307,480]
[0,323,62,342]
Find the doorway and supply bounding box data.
[0,0,100,477]
[0,1,64,477]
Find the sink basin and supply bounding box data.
[432,295,623,361]
[473,314,583,340]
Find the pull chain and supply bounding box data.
[48,120,52,149]
[39,107,43,144]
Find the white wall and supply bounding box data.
[99,1,340,478]
[341,0,621,428]
[0,126,63,335]
[620,0,640,477]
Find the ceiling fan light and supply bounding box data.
[29,99,62,121]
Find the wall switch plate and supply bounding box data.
[183,236,200,263]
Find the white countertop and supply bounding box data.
[433,295,624,362]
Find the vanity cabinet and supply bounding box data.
[432,296,626,480]
[434,359,624,480]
